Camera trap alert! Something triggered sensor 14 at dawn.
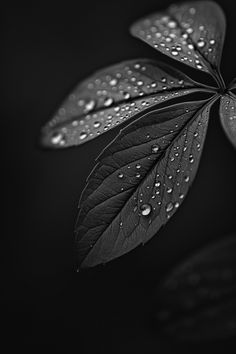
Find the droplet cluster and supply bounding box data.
[220,94,236,147]
[131,2,219,73]
[42,60,196,147]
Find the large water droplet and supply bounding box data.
[140,203,152,216]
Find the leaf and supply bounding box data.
[229,78,236,91]
[41,59,214,148]
[155,234,236,340]
[219,93,236,148]
[75,95,218,268]
[130,1,226,80]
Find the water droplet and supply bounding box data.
[93,121,101,128]
[166,202,174,212]
[104,97,113,107]
[189,7,196,15]
[175,202,180,208]
[197,39,205,48]
[140,203,152,216]
[80,131,88,140]
[51,132,66,145]
[189,155,194,163]
[155,182,161,187]
[196,64,203,69]
[137,80,144,86]
[184,175,190,182]
[209,39,215,45]
[167,187,172,193]
[136,172,141,178]
[84,100,95,113]
[117,172,124,179]
[136,163,141,169]
[167,20,177,29]
[171,50,179,56]
[151,144,160,153]
[109,78,117,86]
[123,92,130,99]
[179,193,184,199]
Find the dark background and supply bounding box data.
[3,0,236,353]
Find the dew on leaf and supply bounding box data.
[117,172,124,179]
[166,202,174,212]
[140,203,152,216]
[51,132,66,145]
[151,144,160,153]
[80,131,88,140]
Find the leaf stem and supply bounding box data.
[212,68,226,91]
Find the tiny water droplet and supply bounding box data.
[109,78,117,86]
[93,121,101,128]
[84,100,95,113]
[171,50,179,56]
[51,132,66,145]
[151,144,160,153]
[197,39,205,48]
[167,187,172,193]
[80,131,88,140]
[184,175,190,182]
[166,202,174,212]
[135,172,141,178]
[123,92,130,99]
[104,97,113,107]
[136,163,141,169]
[140,203,152,216]
[117,172,124,179]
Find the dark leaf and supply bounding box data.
[130,1,226,79]
[219,92,236,148]
[41,59,214,148]
[229,78,236,91]
[155,234,236,341]
[76,96,218,268]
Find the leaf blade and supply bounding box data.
[76,96,218,268]
[219,93,236,148]
[130,1,226,76]
[41,59,214,148]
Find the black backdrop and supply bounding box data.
[3,0,236,353]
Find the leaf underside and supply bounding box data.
[41,59,212,149]
[219,93,236,148]
[75,96,217,268]
[130,1,225,76]
[156,234,236,340]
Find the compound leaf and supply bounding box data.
[219,93,236,148]
[76,96,218,268]
[41,59,214,148]
[131,1,226,78]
